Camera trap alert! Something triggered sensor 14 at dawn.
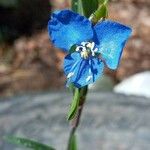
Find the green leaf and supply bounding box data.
[68,83,76,95]
[98,0,109,4]
[71,0,78,13]
[4,136,55,150]
[81,0,99,18]
[71,0,83,15]
[68,134,77,150]
[0,0,18,7]
[77,0,84,15]
[67,88,80,120]
[90,4,108,24]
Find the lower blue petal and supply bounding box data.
[48,10,93,52]
[94,20,132,69]
[64,52,104,88]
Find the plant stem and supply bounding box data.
[67,95,86,150]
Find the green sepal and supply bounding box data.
[68,134,77,150]
[3,136,55,150]
[67,88,80,120]
[69,45,77,54]
[81,0,99,18]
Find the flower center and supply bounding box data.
[76,42,98,59]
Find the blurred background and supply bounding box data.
[0,0,150,97]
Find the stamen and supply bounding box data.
[81,42,87,46]
[81,51,89,59]
[91,49,95,56]
[76,42,98,59]
[76,46,86,52]
[91,42,95,50]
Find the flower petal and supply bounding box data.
[48,10,93,52]
[94,20,132,69]
[64,52,104,88]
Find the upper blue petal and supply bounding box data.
[93,20,132,69]
[64,52,104,88]
[48,10,93,52]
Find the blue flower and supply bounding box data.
[48,10,132,88]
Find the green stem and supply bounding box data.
[67,87,88,150]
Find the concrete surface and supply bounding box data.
[0,92,150,150]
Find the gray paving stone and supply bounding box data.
[0,92,150,150]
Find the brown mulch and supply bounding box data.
[0,0,150,96]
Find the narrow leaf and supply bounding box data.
[77,0,84,15]
[98,0,109,4]
[67,88,80,120]
[71,0,83,15]
[81,0,99,18]
[90,4,108,24]
[71,0,78,13]
[4,136,55,150]
[68,83,76,95]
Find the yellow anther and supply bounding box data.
[81,51,89,59]
[86,43,92,49]
[86,42,95,50]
